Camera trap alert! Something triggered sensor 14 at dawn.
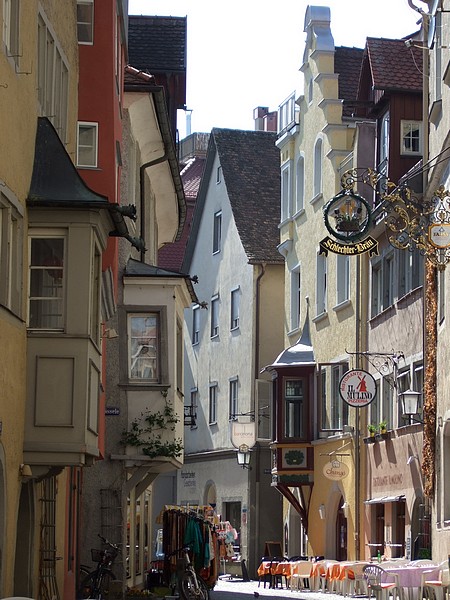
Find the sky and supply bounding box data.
[128,1,424,139]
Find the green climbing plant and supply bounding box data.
[121,402,183,459]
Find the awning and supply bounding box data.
[364,494,406,504]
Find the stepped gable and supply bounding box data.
[334,46,364,116]
[365,37,423,92]
[128,15,187,73]
[213,128,282,264]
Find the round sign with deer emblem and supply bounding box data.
[339,369,376,407]
[323,190,372,242]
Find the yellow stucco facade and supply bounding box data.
[0,1,79,595]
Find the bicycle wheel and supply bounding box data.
[179,570,209,600]
[78,570,117,599]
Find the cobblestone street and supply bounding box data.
[210,577,348,600]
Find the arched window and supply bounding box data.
[313,138,323,199]
[295,155,305,213]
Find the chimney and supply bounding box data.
[253,106,278,132]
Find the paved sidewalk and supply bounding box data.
[210,577,348,600]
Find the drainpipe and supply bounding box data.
[254,262,266,383]
[253,262,266,576]
[139,149,169,262]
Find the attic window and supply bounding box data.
[401,120,422,156]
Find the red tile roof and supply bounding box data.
[365,37,423,92]
[158,156,206,272]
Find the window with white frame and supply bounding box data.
[379,111,390,167]
[434,10,442,104]
[401,121,422,155]
[290,265,301,331]
[316,252,327,316]
[382,380,394,431]
[192,305,200,345]
[281,161,292,221]
[336,254,350,306]
[77,122,98,167]
[319,363,349,431]
[0,191,23,317]
[216,165,222,184]
[398,247,424,298]
[439,266,445,324]
[90,244,101,343]
[128,313,159,381]
[209,383,218,424]
[229,377,238,420]
[77,0,94,44]
[371,262,382,317]
[37,12,69,143]
[28,234,65,330]
[384,253,394,308]
[210,295,219,338]
[313,138,323,199]
[443,424,450,522]
[230,287,240,330]
[213,211,222,254]
[295,155,305,213]
[3,0,20,60]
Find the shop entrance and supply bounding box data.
[336,500,347,561]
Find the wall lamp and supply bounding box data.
[318,504,326,520]
[236,444,251,469]
[399,389,424,424]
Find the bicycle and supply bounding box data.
[165,545,209,600]
[78,534,119,599]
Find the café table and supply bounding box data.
[382,564,442,600]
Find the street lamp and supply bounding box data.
[236,444,251,469]
[399,388,424,424]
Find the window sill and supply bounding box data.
[211,333,219,340]
[333,299,351,312]
[310,192,323,206]
[288,326,301,337]
[312,311,328,324]
[293,208,305,221]
[209,421,217,427]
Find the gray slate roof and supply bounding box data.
[215,128,283,264]
[128,15,187,73]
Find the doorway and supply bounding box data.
[336,500,347,561]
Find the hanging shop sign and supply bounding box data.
[323,459,350,481]
[429,223,450,248]
[339,369,376,407]
[230,420,256,449]
[323,190,372,242]
[319,235,379,257]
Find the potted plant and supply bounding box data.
[378,421,388,434]
[367,424,377,437]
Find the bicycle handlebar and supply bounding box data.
[98,533,120,551]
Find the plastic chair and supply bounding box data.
[422,568,450,600]
[270,556,289,588]
[343,562,370,597]
[363,564,403,600]
[258,556,272,588]
[290,560,314,591]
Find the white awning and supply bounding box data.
[364,494,406,504]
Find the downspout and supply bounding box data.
[139,149,169,262]
[253,262,266,578]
